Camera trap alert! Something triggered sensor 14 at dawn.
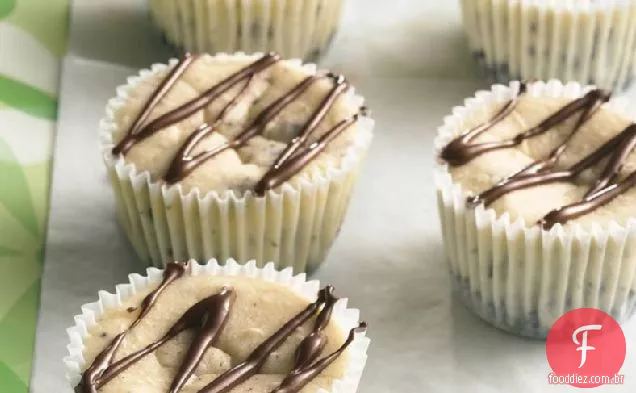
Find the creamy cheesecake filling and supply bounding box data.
[111,53,366,195]
[79,262,364,393]
[441,83,636,228]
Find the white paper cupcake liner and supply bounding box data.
[99,53,374,273]
[149,0,344,62]
[460,0,636,91]
[434,80,636,339]
[64,258,370,392]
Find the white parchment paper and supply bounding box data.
[29,0,636,391]
[30,56,636,393]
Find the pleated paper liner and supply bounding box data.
[64,259,370,393]
[434,80,636,338]
[460,0,636,90]
[100,53,374,272]
[149,0,344,62]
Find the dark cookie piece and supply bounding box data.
[486,64,512,84]
[250,22,260,40]
[237,20,243,40]
[454,272,636,338]
[628,290,636,315]
[306,48,324,63]
[159,32,171,46]
[621,71,635,91]
[471,51,513,83]
[305,30,338,62]
[451,275,548,338]
[472,50,486,63]
[158,34,186,58]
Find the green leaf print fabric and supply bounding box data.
[0,0,69,391]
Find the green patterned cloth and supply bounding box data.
[0,0,68,391]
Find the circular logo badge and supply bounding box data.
[546,308,626,388]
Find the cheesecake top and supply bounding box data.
[440,83,636,229]
[78,262,365,393]
[108,53,368,195]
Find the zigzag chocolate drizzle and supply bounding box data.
[78,263,365,393]
[441,83,528,166]
[268,288,365,393]
[79,262,189,393]
[440,84,636,228]
[112,54,197,156]
[271,323,367,393]
[112,53,366,195]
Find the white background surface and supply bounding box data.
[31,0,636,392]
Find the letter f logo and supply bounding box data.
[573,324,602,368]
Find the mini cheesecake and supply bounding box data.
[441,83,636,229]
[110,53,366,195]
[70,261,367,393]
[435,81,636,338]
[460,0,636,90]
[100,52,374,271]
[148,0,344,62]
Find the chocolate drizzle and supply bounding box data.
[253,76,357,195]
[268,288,366,393]
[112,55,196,156]
[441,83,528,166]
[439,83,636,228]
[112,53,366,194]
[271,323,367,393]
[78,263,365,393]
[292,286,337,370]
[79,262,186,393]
